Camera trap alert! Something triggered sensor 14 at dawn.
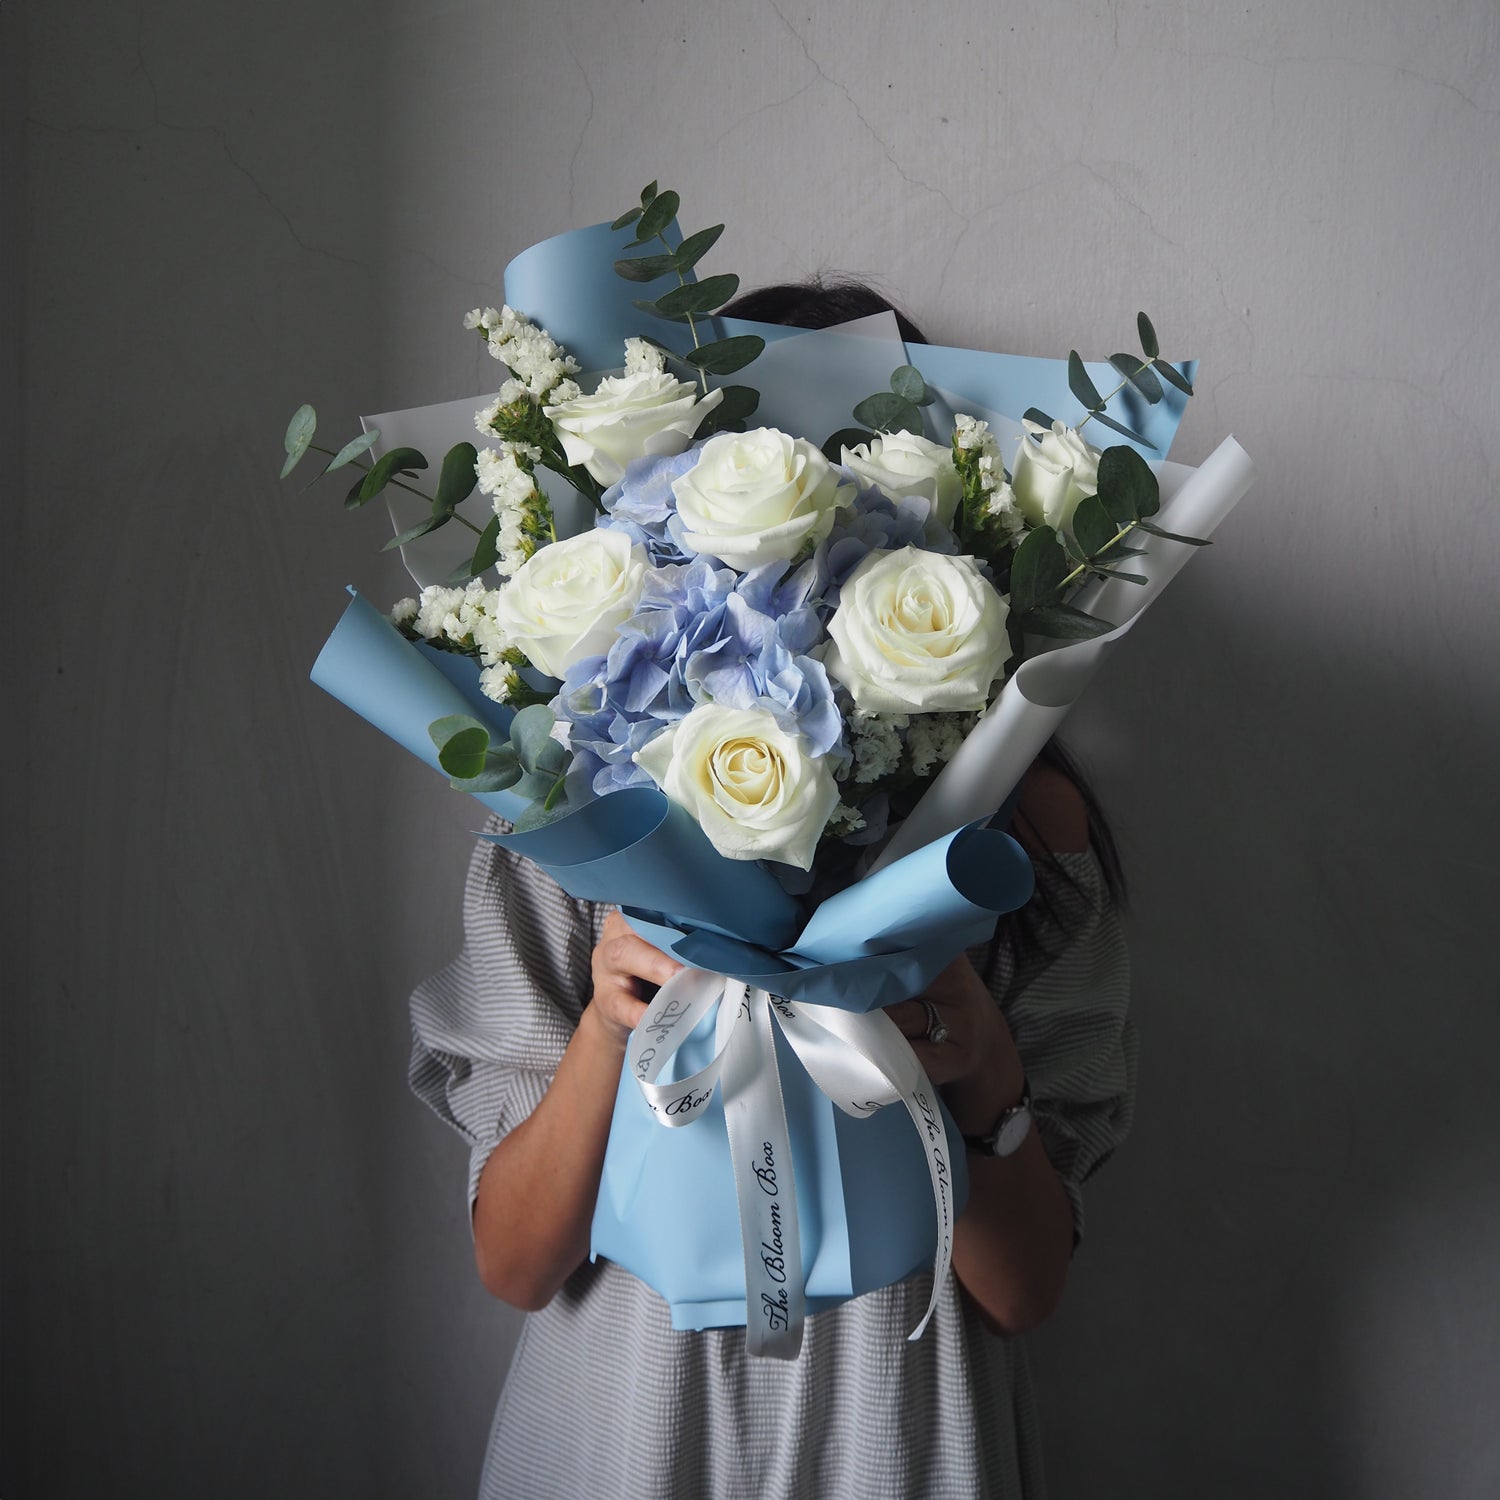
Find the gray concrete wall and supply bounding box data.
[6,1,1498,1496]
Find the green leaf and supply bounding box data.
[1137,312,1159,359]
[1153,358,1195,397]
[1095,444,1159,523]
[1109,354,1163,404]
[1087,564,1149,585]
[354,446,428,505]
[449,760,523,794]
[1068,350,1103,411]
[281,404,316,478]
[640,180,658,206]
[321,427,379,474]
[613,251,679,282]
[611,207,642,232]
[470,513,500,574]
[655,273,740,317]
[510,704,563,776]
[430,716,492,780]
[382,513,450,550]
[1137,519,1211,545]
[511,797,573,832]
[701,384,759,433]
[514,766,567,801]
[1089,410,1151,447]
[1022,407,1056,430]
[684,335,764,375]
[434,442,479,515]
[852,392,922,433]
[1070,494,1118,557]
[635,189,679,243]
[889,365,930,404]
[1008,525,1069,614]
[823,426,875,463]
[1015,603,1116,641]
[1060,528,1089,563]
[632,296,690,324]
[673,224,724,272]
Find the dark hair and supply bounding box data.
[721,278,1128,974]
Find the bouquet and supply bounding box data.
[291,182,1254,1358]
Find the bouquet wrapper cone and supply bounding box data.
[872,436,1255,873]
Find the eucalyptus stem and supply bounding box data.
[1057,518,1140,593]
[310,442,485,534]
[1074,357,1153,436]
[656,229,710,396]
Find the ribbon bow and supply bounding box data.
[626,968,957,1360]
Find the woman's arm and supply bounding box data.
[886,762,1089,1334]
[471,913,681,1309]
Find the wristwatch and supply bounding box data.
[963,1079,1033,1158]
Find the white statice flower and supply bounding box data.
[479,665,518,704]
[623,337,667,377]
[825,802,868,837]
[953,413,992,452]
[547,377,582,406]
[547,370,722,487]
[467,303,580,402]
[389,597,419,629]
[905,712,977,778]
[849,712,909,785]
[635,703,840,870]
[414,585,465,641]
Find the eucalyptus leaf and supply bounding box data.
[673,224,724,271]
[1153,358,1195,397]
[635,189,679,243]
[511,797,574,833]
[632,296,690,324]
[281,404,316,478]
[1067,351,1103,411]
[321,427,379,474]
[611,207,642,232]
[685,335,764,375]
[640,180,658,206]
[655,273,740,317]
[382,514,449,550]
[889,365,930,404]
[449,762,523,794]
[1088,410,1150,447]
[823,426,875,463]
[1137,519,1210,545]
[702,384,759,433]
[510,703,560,775]
[614,252,678,282]
[1015,603,1116,640]
[1008,525,1068,613]
[852,392,922,434]
[1137,311,1159,359]
[470,513,500,574]
[515,766,567,801]
[1070,494,1119,557]
[430,717,492,780]
[434,442,479,515]
[1087,565,1149,585]
[1095,444,1158,522]
[1022,407,1056,430]
[356,446,428,504]
[1108,353,1164,404]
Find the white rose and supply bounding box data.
[491,529,648,679]
[841,430,962,528]
[822,546,1011,713]
[671,427,854,571]
[545,370,722,487]
[1010,419,1101,533]
[634,703,839,870]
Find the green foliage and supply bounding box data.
[434,442,479,515]
[1067,351,1103,411]
[653,273,740,317]
[470,513,501,574]
[1022,406,1056,429]
[1095,445,1159,521]
[1109,354,1163,404]
[1136,312,1159,359]
[684,335,764,375]
[428,704,571,804]
[841,364,936,443]
[1008,526,1069,615]
[351,446,428,507]
[852,392,922,434]
[700,384,760,434]
[281,405,316,477]
[634,190,680,244]
[822,425,875,463]
[1012,603,1116,640]
[321,428,380,474]
[1153,359,1194,397]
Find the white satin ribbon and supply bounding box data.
[626,969,957,1360]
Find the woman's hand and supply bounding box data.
[587,909,684,1050]
[884,955,1026,1137]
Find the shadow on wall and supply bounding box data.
[1025,548,1500,1498]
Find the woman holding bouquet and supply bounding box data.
[410,287,1136,1499]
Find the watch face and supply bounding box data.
[996,1108,1032,1157]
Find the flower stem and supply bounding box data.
[656,230,710,396]
[1074,358,1152,436]
[1056,518,1141,593]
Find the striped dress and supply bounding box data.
[410,822,1136,1500]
